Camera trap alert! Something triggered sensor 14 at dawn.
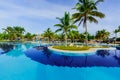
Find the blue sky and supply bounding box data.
[0,0,120,37]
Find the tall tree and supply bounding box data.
[14,26,25,40]
[43,28,54,41]
[118,26,120,31]
[24,32,36,41]
[2,26,25,41]
[54,12,77,45]
[95,29,110,41]
[113,26,120,43]
[72,0,105,45]
[2,26,15,40]
[114,29,119,41]
[68,30,80,42]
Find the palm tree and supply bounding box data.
[114,29,119,42]
[68,30,80,42]
[2,26,25,41]
[43,28,54,41]
[2,26,15,40]
[95,29,110,41]
[118,26,120,31]
[14,26,25,40]
[95,30,102,40]
[24,32,36,41]
[113,26,120,43]
[101,29,110,40]
[54,12,77,45]
[72,0,105,45]
[84,32,94,41]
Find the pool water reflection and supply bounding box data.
[0,43,14,54]
[0,43,120,80]
[25,46,120,67]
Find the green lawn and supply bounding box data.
[52,46,90,51]
[52,45,110,51]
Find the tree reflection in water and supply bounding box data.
[6,44,24,57]
[25,47,120,67]
[0,42,35,57]
[6,43,34,57]
[113,50,120,65]
[0,43,14,54]
[96,50,110,57]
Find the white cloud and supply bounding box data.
[0,0,74,33]
[0,0,120,36]
[0,0,73,20]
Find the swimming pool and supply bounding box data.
[0,42,120,80]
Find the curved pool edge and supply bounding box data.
[48,46,116,55]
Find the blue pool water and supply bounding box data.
[25,47,120,67]
[0,42,120,80]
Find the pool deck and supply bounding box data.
[48,46,116,54]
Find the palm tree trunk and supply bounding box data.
[84,20,88,46]
[115,33,117,45]
[65,33,67,46]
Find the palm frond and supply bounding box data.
[79,0,83,3]
[55,29,62,33]
[56,17,64,25]
[87,16,98,24]
[72,13,82,19]
[90,11,105,18]
[54,24,63,27]
[78,18,84,26]
[95,0,104,5]
[74,3,81,10]
[74,18,81,24]
[69,25,78,29]
[56,17,61,20]
[72,13,83,24]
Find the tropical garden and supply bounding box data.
[43,0,120,46]
[0,26,36,41]
[0,0,120,50]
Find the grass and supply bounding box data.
[52,45,110,51]
[92,46,109,48]
[52,46,91,51]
